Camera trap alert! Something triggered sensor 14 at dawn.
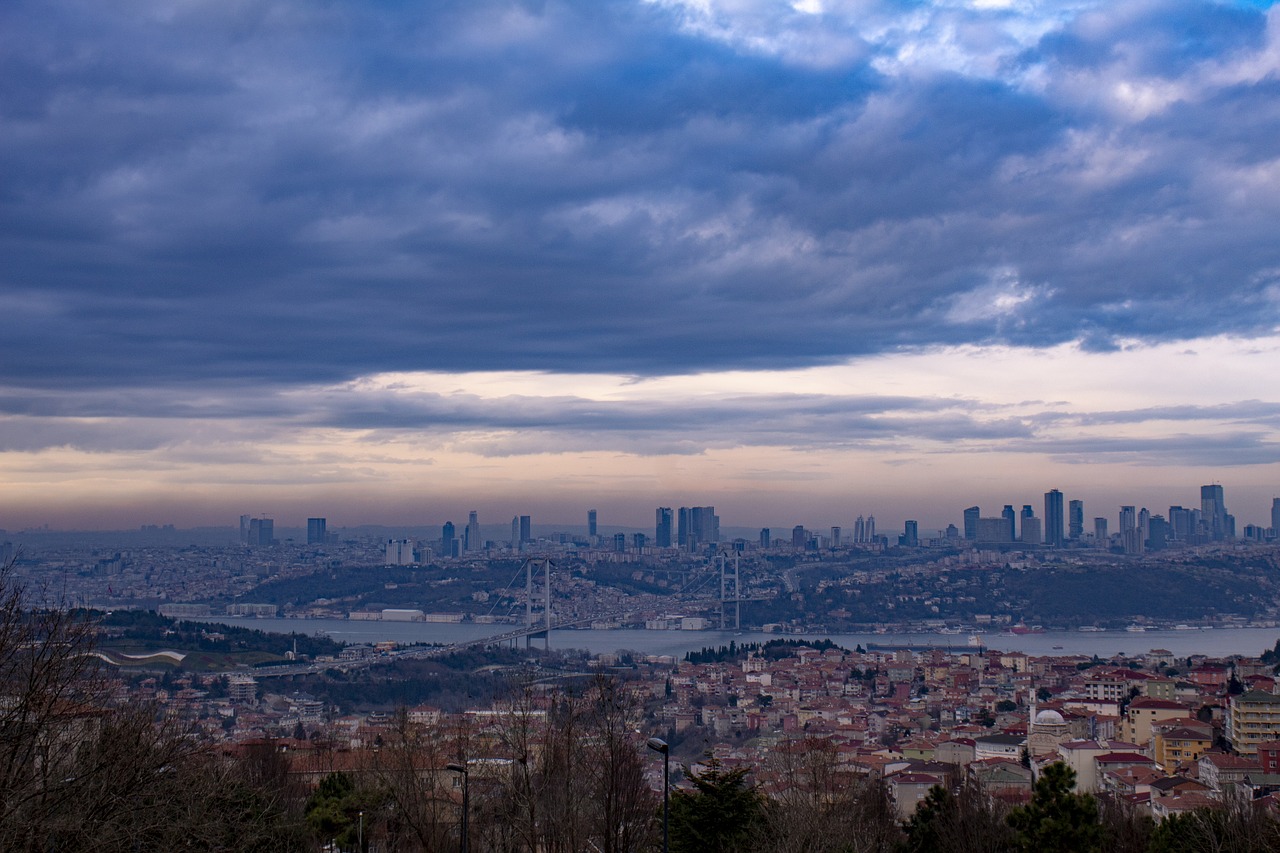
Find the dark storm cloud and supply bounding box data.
[3,0,1279,392]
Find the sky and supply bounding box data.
[2,0,1280,533]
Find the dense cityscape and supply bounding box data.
[8,0,1280,848]
[2,480,1280,848]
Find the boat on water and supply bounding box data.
[1005,623,1045,635]
[967,634,983,647]
[1126,625,1148,632]
[1078,626,1106,632]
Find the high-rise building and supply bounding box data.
[1068,500,1084,540]
[442,521,455,555]
[677,507,691,550]
[1021,516,1042,546]
[791,525,806,549]
[691,506,719,544]
[511,516,520,548]
[1002,505,1016,542]
[632,533,645,550]
[1168,506,1192,540]
[306,517,327,545]
[1148,514,1170,550]
[239,515,251,544]
[246,517,273,547]
[831,526,841,548]
[759,528,771,548]
[902,520,919,547]
[1044,489,1064,547]
[520,515,531,545]
[385,539,414,565]
[1138,508,1151,542]
[1272,498,1280,537]
[866,515,876,542]
[963,506,980,541]
[1119,506,1136,535]
[1201,484,1227,540]
[465,511,480,553]
[675,506,719,549]
[588,509,597,539]
[854,515,866,543]
[975,517,1011,544]
[1094,517,1108,545]
[655,507,673,548]
[613,533,626,552]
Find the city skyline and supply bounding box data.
[3,1,1280,529]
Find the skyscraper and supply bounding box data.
[1272,498,1280,537]
[442,521,456,556]
[1002,505,1016,542]
[831,526,841,547]
[677,507,691,550]
[588,509,597,539]
[791,526,806,549]
[1021,516,1042,546]
[1094,517,1108,545]
[1201,484,1228,540]
[247,517,273,547]
[902,520,918,547]
[1119,506,1136,535]
[511,516,520,548]
[655,507,673,548]
[854,515,866,543]
[963,506,980,541]
[519,515,531,545]
[1068,500,1084,540]
[866,515,876,542]
[691,506,719,544]
[466,511,480,553]
[1044,489,1064,547]
[306,517,327,545]
[759,528,771,548]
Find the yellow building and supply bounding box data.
[1121,698,1188,746]
[1152,725,1213,769]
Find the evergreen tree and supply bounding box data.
[670,758,765,853]
[1006,763,1103,853]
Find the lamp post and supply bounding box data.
[357,810,363,853]
[447,761,469,853]
[646,737,669,853]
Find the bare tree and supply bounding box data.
[760,734,901,853]
[0,561,306,851]
[584,674,659,853]
[364,708,460,851]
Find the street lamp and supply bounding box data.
[447,761,469,853]
[357,809,363,853]
[646,737,669,853]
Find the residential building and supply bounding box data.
[1228,689,1280,755]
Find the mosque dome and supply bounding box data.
[1034,709,1065,725]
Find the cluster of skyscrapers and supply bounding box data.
[654,506,719,550]
[247,485,1278,560]
[959,485,1255,553]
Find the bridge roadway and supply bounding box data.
[251,608,637,679]
[251,589,772,679]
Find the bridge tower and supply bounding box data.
[523,557,554,649]
[718,551,742,631]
